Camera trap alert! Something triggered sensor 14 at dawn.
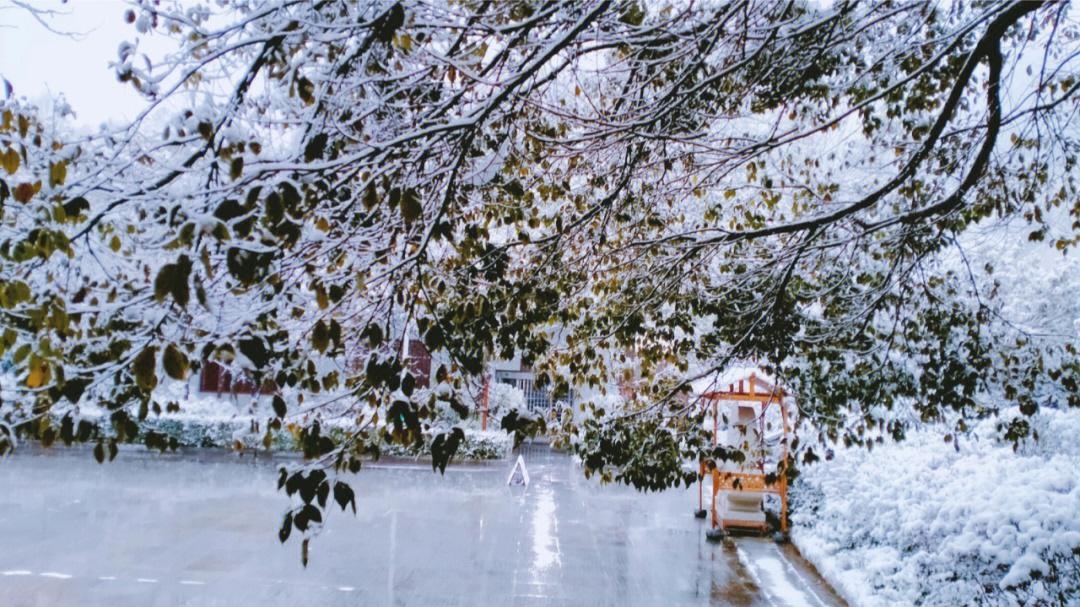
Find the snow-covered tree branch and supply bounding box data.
[1,0,1078,497]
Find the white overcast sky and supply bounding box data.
[0,0,163,128]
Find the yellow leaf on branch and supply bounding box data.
[49,161,67,187]
[2,148,18,175]
[26,365,44,388]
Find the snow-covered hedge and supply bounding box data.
[365,426,511,460]
[41,412,512,461]
[790,408,1080,607]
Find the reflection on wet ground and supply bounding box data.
[0,444,843,606]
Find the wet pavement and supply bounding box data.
[0,443,843,606]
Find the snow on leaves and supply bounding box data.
[0,0,1076,525]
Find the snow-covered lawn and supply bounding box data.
[791,408,1080,607]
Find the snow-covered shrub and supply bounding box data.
[487,382,527,417]
[41,411,510,460]
[791,408,1080,607]
[422,380,523,431]
[375,428,511,460]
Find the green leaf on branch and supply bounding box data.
[401,188,422,224]
[153,256,191,308]
[132,346,157,391]
[304,133,327,162]
[333,481,356,514]
[312,320,330,352]
[229,156,244,180]
[162,343,189,380]
[279,511,292,543]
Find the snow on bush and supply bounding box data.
[27,376,513,460]
[57,409,513,460]
[375,427,512,460]
[791,408,1080,607]
[486,381,527,417]
[35,387,511,461]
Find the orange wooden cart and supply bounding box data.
[696,372,791,536]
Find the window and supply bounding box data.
[199,361,276,395]
[348,339,432,389]
[404,340,432,389]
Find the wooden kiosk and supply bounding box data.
[696,371,791,536]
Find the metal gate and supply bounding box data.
[495,370,573,417]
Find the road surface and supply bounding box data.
[0,443,844,606]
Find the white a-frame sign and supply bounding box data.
[506,455,530,487]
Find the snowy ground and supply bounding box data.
[790,408,1080,607]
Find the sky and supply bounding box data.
[0,0,165,127]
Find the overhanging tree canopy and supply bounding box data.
[1,0,1079,497]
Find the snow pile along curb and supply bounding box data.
[790,408,1080,607]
